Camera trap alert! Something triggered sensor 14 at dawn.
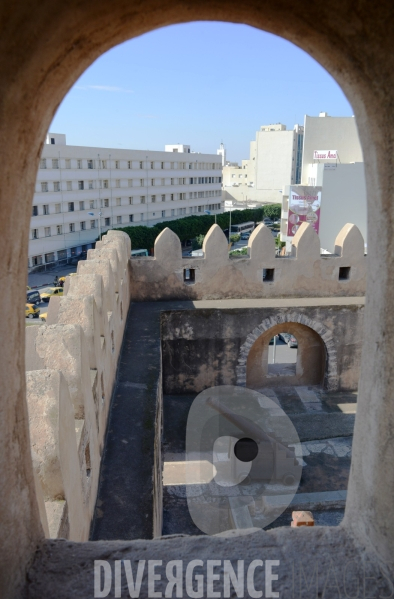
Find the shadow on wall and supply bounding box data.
[247,323,326,388]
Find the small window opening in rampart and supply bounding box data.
[339,266,351,280]
[85,443,91,478]
[268,332,298,376]
[263,268,275,282]
[184,268,195,284]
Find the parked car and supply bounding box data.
[25,303,40,319]
[279,332,291,343]
[240,232,251,240]
[40,287,64,302]
[263,218,273,226]
[26,289,41,305]
[288,336,298,348]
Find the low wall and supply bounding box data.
[161,300,365,394]
[130,222,366,301]
[25,230,131,541]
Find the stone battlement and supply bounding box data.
[25,230,131,541]
[130,222,366,301]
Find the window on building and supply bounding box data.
[80,221,86,230]
[32,206,38,217]
[89,200,94,209]
[128,179,133,187]
[31,255,42,266]
[43,204,49,215]
[151,195,156,203]
[40,159,46,169]
[129,197,133,205]
[117,216,122,224]
[140,179,144,186]
[171,209,175,216]
[161,194,165,201]
[115,179,120,188]
[69,223,75,232]
[129,214,134,222]
[41,182,48,192]
[45,252,55,263]
[52,159,59,169]
[55,203,61,213]
[170,162,174,169]
[151,179,155,186]
[140,196,146,204]
[161,162,164,169]
[32,229,39,239]
[171,178,174,185]
[66,181,72,191]
[65,159,71,169]
[68,202,74,212]
[44,227,51,237]
[103,180,109,189]
[141,213,144,221]
[105,217,110,226]
[88,180,94,190]
[104,199,109,208]
[54,181,60,192]
[113,160,119,169]
[171,194,174,201]
[150,161,154,169]
[77,159,82,169]
[78,181,84,190]
[90,220,96,229]
[87,159,94,169]
[57,225,62,235]
[116,197,121,206]
[128,161,132,169]
[139,161,143,169]
[162,210,165,217]
[79,201,84,211]
[101,160,107,169]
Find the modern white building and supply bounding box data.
[280,113,366,253]
[222,123,304,207]
[28,135,223,268]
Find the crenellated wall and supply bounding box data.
[25,230,131,541]
[130,222,367,301]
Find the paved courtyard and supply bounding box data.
[162,386,356,535]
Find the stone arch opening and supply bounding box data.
[247,322,326,388]
[2,0,394,594]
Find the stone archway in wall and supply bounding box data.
[236,314,338,390]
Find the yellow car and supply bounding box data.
[25,303,40,319]
[40,312,47,322]
[40,287,64,302]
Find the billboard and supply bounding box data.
[287,186,322,237]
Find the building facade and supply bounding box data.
[280,113,366,253]
[28,134,223,268]
[222,123,304,207]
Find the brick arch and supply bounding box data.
[236,313,338,390]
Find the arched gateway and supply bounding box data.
[236,313,338,390]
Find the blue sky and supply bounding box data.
[50,22,354,164]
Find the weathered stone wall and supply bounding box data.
[25,230,131,541]
[130,222,366,301]
[161,300,364,394]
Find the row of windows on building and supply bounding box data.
[32,191,222,216]
[30,203,222,238]
[40,158,222,171]
[37,177,222,193]
[30,244,93,267]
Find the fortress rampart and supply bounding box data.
[130,222,366,301]
[24,222,365,541]
[25,230,130,541]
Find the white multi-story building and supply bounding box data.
[222,123,304,207]
[28,134,223,268]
